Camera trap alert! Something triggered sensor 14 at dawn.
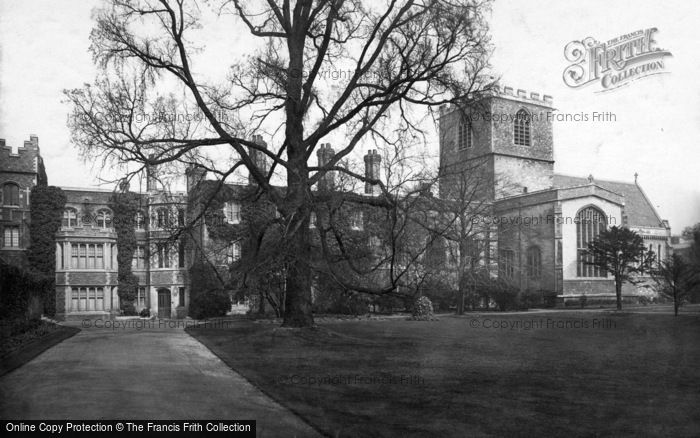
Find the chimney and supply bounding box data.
[364,149,381,195]
[316,142,336,191]
[185,165,207,194]
[146,154,158,192]
[249,134,269,186]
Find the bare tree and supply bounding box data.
[65,0,494,327]
[653,254,698,316]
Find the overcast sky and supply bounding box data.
[1,0,699,231]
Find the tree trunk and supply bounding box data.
[282,214,314,327]
[457,241,468,315]
[280,31,315,328]
[457,274,466,315]
[258,289,266,315]
[673,288,679,316]
[279,149,315,327]
[615,277,622,311]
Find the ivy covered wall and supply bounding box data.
[27,186,66,316]
[111,191,141,315]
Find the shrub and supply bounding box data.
[475,276,523,311]
[190,289,231,319]
[372,294,407,314]
[420,276,458,312]
[410,296,434,321]
[490,286,517,311]
[188,260,230,319]
[313,288,370,315]
[139,308,150,318]
[580,294,588,308]
[517,290,537,310]
[312,272,370,315]
[121,303,138,316]
[0,260,51,320]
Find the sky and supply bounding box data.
[1,0,699,231]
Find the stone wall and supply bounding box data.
[0,136,41,267]
[438,88,554,201]
[496,200,556,292]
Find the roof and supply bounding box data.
[553,174,664,228]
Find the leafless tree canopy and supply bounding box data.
[65,0,494,326]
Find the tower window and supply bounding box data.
[514,109,531,146]
[3,226,20,247]
[458,118,472,150]
[3,183,20,206]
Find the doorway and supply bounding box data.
[157,288,171,319]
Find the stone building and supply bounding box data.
[1,136,189,320]
[53,187,189,320]
[1,85,674,316]
[438,86,672,304]
[0,135,46,267]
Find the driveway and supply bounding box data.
[0,320,321,438]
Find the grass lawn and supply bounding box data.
[0,319,80,376]
[187,311,700,437]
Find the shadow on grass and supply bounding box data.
[187,313,700,437]
[0,322,80,377]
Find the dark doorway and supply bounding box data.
[157,288,171,319]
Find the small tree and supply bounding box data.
[653,254,697,316]
[682,224,700,303]
[585,226,654,311]
[188,259,231,319]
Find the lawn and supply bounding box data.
[187,311,700,437]
[0,318,80,376]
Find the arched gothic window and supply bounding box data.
[513,109,531,146]
[576,207,607,277]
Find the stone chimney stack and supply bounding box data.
[364,149,382,196]
[248,134,269,186]
[185,165,207,194]
[316,143,336,191]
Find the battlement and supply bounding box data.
[0,135,40,173]
[439,85,554,116]
[491,84,553,107]
[0,134,39,153]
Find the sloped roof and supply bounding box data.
[553,174,664,228]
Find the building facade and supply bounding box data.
[0,135,46,268]
[54,188,189,320]
[1,87,674,317]
[438,86,672,304]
